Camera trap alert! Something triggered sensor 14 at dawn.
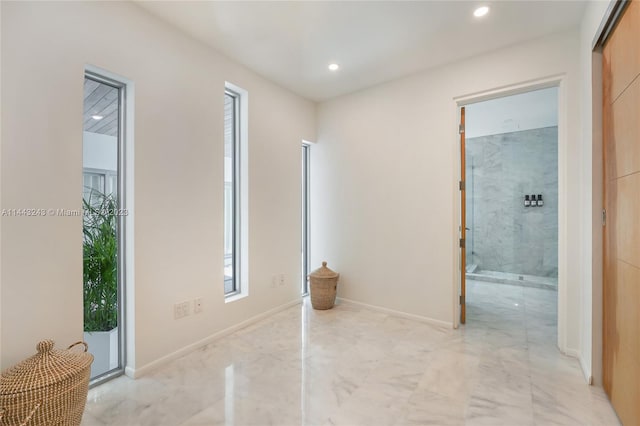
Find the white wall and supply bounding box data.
[578,0,613,385]
[0,1,315,372]
[465,86,559,138]
[313,31,582,350]
[83,131,117,172]
[0,0,3,368]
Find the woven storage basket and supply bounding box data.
[308,261,340,310]
[0,340,93,426]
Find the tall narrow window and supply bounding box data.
[223,82,248,300]
[83,73,126,383]
[301,144,310,295]
[224,90,240,295]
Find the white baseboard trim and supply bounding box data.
[124,365,136,379]
[126,298,302,379]
[563,348,593,385]
[578,353,593,385]
[564,348,580,358]
[336,297,453,329]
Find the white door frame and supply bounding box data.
[451,74,568,355]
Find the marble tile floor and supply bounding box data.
[82,280,620,426]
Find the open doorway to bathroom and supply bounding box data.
[462,87,559,342]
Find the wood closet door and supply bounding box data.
[602,1,640,424]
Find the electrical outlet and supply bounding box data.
[182,301,190,316]
[174,301,191,319]
[279,273,285,286]
[194,298,203,314]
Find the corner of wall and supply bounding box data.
[579,0,615,390]
[579,352,594,385]
[576,0,613,387]
[590,48,604,387]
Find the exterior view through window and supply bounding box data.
[82,75,124,382]
[224,91,240,295]
[302,144,310,294]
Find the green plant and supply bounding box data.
[83,190,118,332]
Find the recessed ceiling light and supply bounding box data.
[91,115,104,120]
[328,63,340,71]
[473,6,490,17]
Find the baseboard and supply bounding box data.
[126,298,302,379]
[336,297,453,329]
[124,365,136,379]
[578,353,594,385]
[563,347,593,385]
[564,348,580,358]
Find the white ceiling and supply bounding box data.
[136,1,589,102]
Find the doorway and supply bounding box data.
[82,72,127,383]
[459,87,559,337]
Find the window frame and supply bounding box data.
[224,89,242,297]
[302,143,311,295]
[83,70,127,387]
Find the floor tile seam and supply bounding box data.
[410,377,478,410]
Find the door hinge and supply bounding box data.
[459,180,465,191]
[459,124,465,134]
[459,238,465,248]
[460,295,465,305]
[602,209,606,226]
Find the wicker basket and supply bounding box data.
[0,340,93,426]
[308,261,340,310]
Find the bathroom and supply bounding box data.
[465,87,558,290]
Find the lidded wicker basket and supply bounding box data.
[0,340,93,426]
[308,261,340,310]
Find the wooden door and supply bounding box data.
[460,107,466,324]
[603,1,640,424]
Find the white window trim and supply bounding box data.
[225,81,249,303]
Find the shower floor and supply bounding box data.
[466,266,557,290]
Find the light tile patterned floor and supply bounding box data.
[82,280,620,425]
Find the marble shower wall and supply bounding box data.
[465,126,558,277]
